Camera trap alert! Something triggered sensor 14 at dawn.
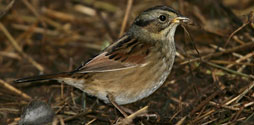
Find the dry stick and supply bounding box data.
[201,118,218,125]
[224,22,249,48]
[169,109,182,123]
[0,79,31,100]
[250,11,254,29]
[232,107,244,122]
[210,44,243,59]
[175,116,186,125]
[0,23,44,72]
[52,117,59,125]
[63,109,92,122]
[119,0,133,37]
[117,106,148,125]
[226,52,254,68]
[190,89,222,116]
[74,5,96,16]
[233,36,245,45]
[237,54,253,72]
[210,44,253,69]
[22,0,47,44]
[57,116,65,125]
[225,81,254,106]
[181,24,201,78]
[224,11,254,48]
[181,41,254,65]
[96,10,116,40]
[42,7,75,22]
[210,60,254,66]
[243,101,254,108]
[14,21,41,42]
[12,24,59,36]
[230,101,254,108]
[181,25,200,56]
[204,61,254,79]
[0,51,21,60]
[244,112,254,123]
[209,101,240,111]
[22,0,47,28]
[86,118,96,125]
[192,109,215,123]
[0,0,15,18]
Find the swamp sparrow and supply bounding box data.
[15,5,189,115]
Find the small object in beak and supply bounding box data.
[172,16,190,24]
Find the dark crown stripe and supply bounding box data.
[144,5,179,15]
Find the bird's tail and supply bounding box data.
[14,72,71,83]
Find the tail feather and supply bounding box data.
[14,72,71,83]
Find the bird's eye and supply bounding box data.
[159,15,167,22]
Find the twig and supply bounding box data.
[203,61,254,79]
[209,101,240,111]
[190,89,222,116]
[0,0,15,19]
[237,56,252,72]
[74,5,96,16]
[232,107,244,122]
[249,11,254,29]
[96,10,116,40]
[224,11,253,48]
[181,41,254,65]
[77,0,118,12]
[0,108,19,113]
[0,51,21,60]
[209,44,254,71]
[224,23,249,48]
[22,0,47,27]
[181,25,200,56]
[226,52,254,68]
[22,0,47,44]
[86,118,96,125]
[63,109,92,121]
[210,60,254,66]
[119,0,133,37]
[176,116,186,125]
[42,7,75,22]
[117,106,148,125]
[233,36,245,45]
[209,44,243,58]
[57,115,65,125]
[12,24,59,36]
[0,79,31,100]
[243,112,254,123]
[192,109,215,123]
[225,81,254,105]
[0,22,44,72]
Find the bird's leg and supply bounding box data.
[107,94,128,118]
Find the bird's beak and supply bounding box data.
[172,16,190,24]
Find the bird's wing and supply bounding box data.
[75,35,152,73]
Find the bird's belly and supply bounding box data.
[113,70,170,105]
[98,60,172,105]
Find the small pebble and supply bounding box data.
[19,100,54,125]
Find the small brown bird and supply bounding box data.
[15,5,189,114]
